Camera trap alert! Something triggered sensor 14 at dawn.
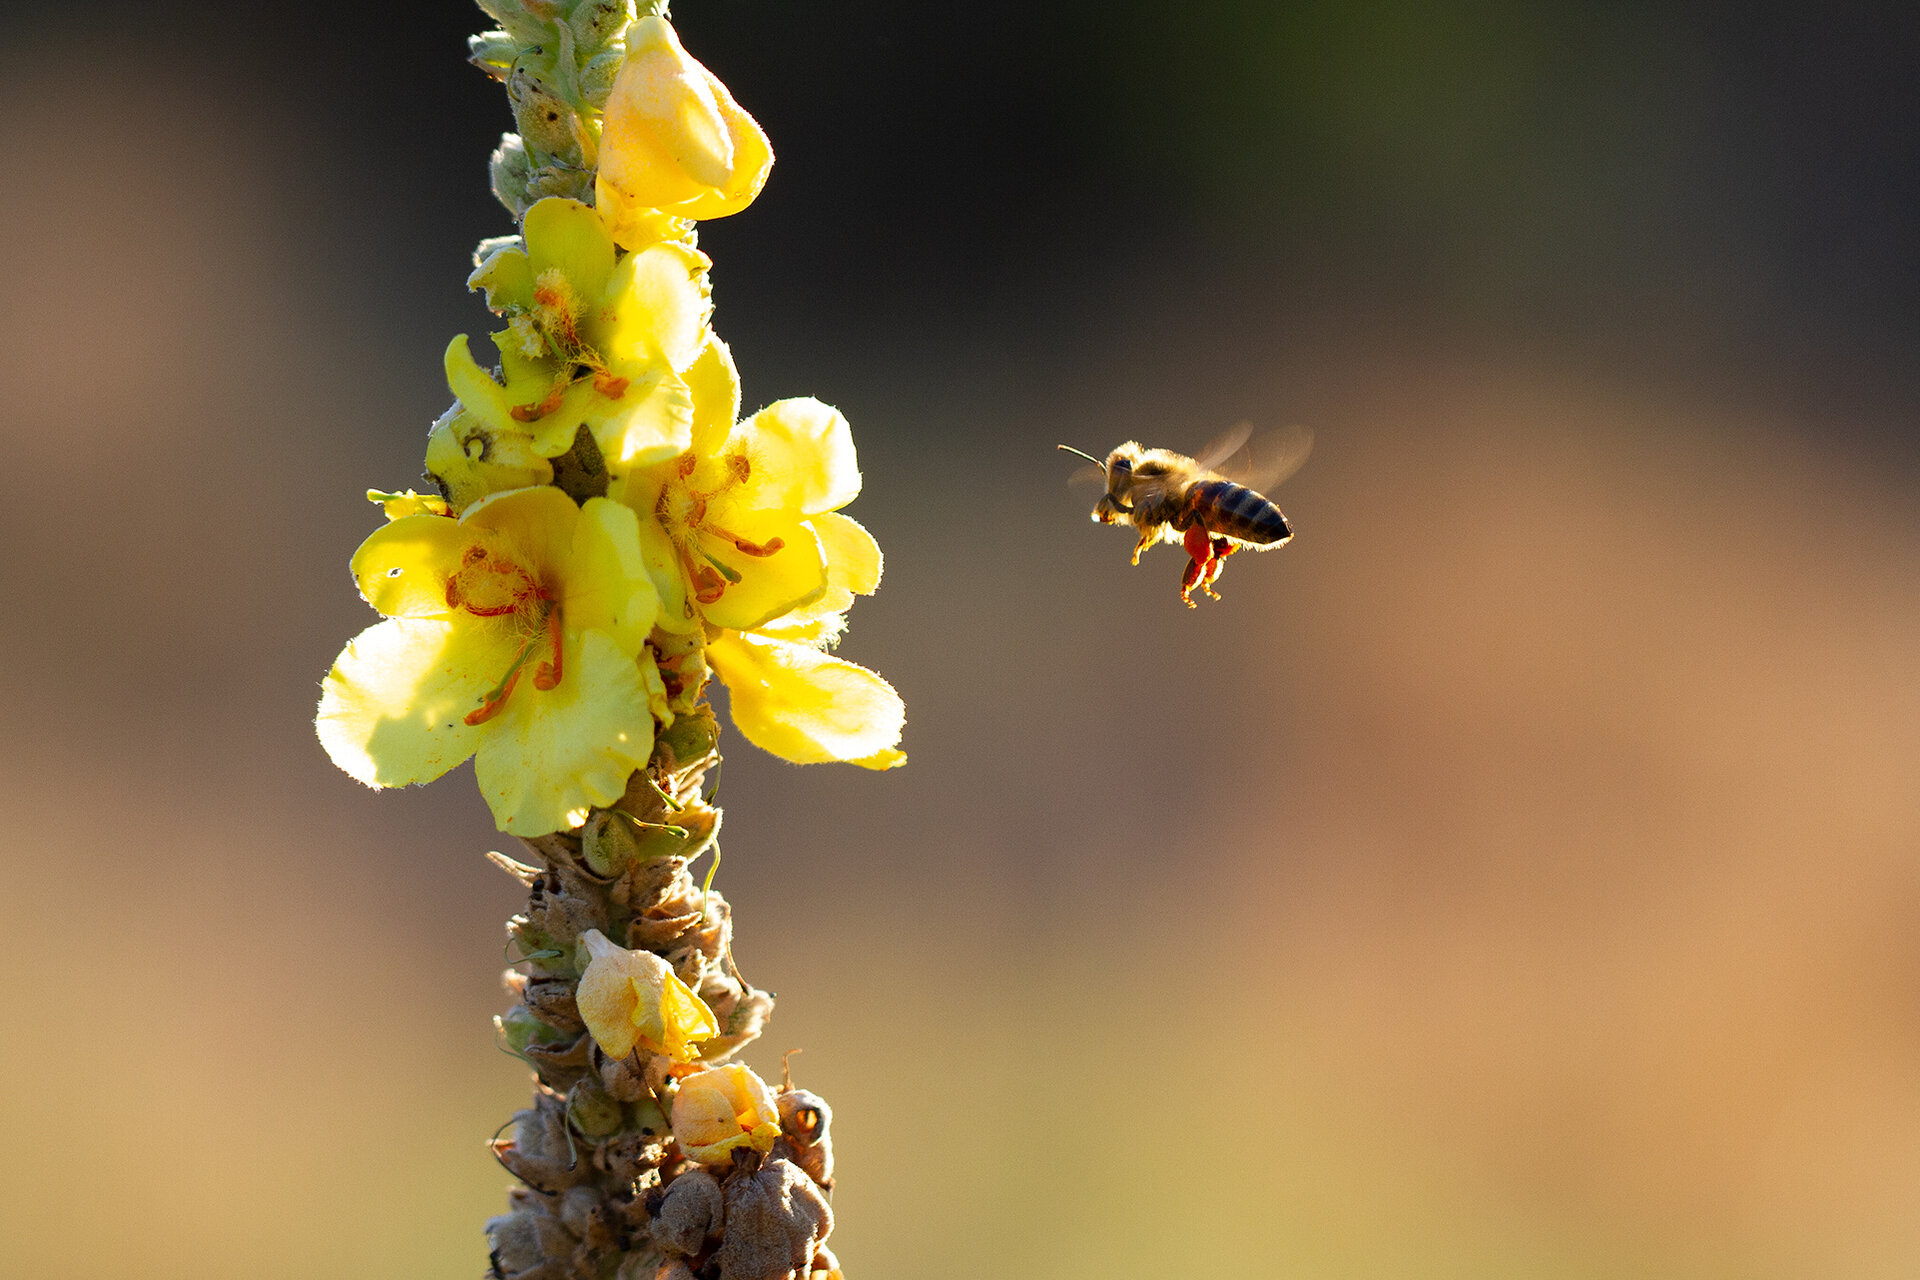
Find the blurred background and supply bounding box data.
[5,1,1920,1275]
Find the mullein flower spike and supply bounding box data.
[318,10,876,1275]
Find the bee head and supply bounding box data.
[1103,443,1145,512]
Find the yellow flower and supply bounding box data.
[443,197,710,483]
[574,929,719,1063]
[316,486,661,835]
[595,16,773,245]
[671,1063,783,1165]
[619,392,906,769]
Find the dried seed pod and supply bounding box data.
[486,1195,580,1280]
[559,1185,619,1255]
[612,1248,676,1280]
[714,1157,833,1280]
[525,870,609,942]
[493,1090,586,1193]
[523,1030,596,1091]
[598,1129,668,1186]
[649,1166,724,1257]
[524,976,586,1032]
[700,986,774,1062]
[625,906,705,952]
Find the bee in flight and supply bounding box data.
[1058,423,1307,607]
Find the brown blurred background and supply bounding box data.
[5,1,1920,1276]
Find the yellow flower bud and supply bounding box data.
[671,1063,783,1165]
[595,16,773,239]
[575,928,719,1063]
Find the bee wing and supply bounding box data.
[1216,423,1314,492]
[1191,421,1255,475]
[1064,462,1107,490]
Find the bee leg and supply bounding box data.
[1131,528,1156,566]
[1178,524,1212,607]
[1200,536,1237,600]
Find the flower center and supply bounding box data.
[444,542,563,725]
[657,450,786,607]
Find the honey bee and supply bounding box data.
[1058,423,1307,607]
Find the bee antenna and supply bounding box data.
[1056,444,1105,467]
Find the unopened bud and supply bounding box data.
[670,1063,782,1165]
[595,16,772,242]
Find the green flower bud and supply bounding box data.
[580,808,639,877]
[469,30,518,81]
[569,0,634,54]
[509,62,585,166]
[566,1077,626,1138]
[578,45,625,110]
[473,0,552,46]
[498,1004,575,1055]
[490,133,535,217]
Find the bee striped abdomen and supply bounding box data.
[1185,479,1292,545]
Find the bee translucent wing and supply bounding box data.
[1191,421,1255,475]
[1065,462,1107,490]
[1224,423,1314,493]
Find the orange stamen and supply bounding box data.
[706,523,785,557]
[510,380,568,423]
[465,664,525,725]
[592,372,628,398]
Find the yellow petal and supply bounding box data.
[729,398,861,516]
[671,1063,782,1164]
[756,593,851,647]
[811,511,882,594]
[523,197,615,306]
[472,628,656,835]
[315,617,516,787]
[562,498,659,659]
[599,241,712,372]
[685,334,741,459]
[589,366,694,468]
[445,334,598,457]
[423,404,553,515]
[349,514,465,618]
[707,631,905,765]
[461,485,581,578]
[576,929,718,1063]
[595,16,773,228]
[467,241,534,312]
[694,517,826,632]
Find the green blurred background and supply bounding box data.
[6,1,1920,1276]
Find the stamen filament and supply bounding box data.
[464,604,557,725]
[705,523,785,557]
[532,604,564,691]
[699,550,743,584]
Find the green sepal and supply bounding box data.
[566,1078,626,1138]
[498,1005,574,1054]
